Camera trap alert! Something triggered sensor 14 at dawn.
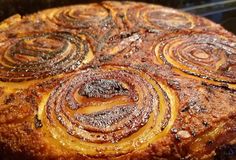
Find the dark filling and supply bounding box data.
[4,94,15,105]
[34,115,43,128]
[76,105,135,128]
[79,79,128,98]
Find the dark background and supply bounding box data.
[0,0,236,34]
[0,0,222,21]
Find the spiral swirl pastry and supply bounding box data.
[155,31,236,88]
[41,4,111,29]
[126,4,221,32]
[0,32,93,82]
[42,65,178,157]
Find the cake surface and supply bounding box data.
[0,1,235,159]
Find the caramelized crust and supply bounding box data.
[0,1,235,159]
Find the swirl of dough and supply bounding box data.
[125,3,221,32]
[41,4,111,29]
[155,31,236,87]
[0,32,93,82]
[42,65,178,157]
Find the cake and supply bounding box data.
[0,1,235,159]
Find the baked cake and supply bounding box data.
[0,1,235,159]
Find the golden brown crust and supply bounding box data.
[0,1,235,159]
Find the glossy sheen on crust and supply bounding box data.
[0,1,235,160]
